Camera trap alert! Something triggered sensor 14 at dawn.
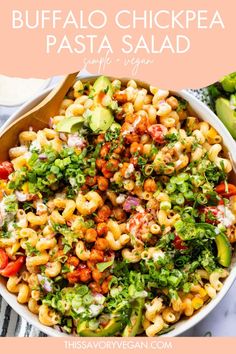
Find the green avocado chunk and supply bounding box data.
[78,317,125,337]
[215,98,236,139]
[89,106,114,132]
[220,75,236,93]
[215,232,232,267]
[56,116,84,133]
[122,298,144,337]
[93,76,113,96]
[196,223,232,267]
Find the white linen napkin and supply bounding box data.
[0,75,51,106]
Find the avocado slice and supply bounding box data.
[122,298,144,337]
[78,317,124,337]
[93,76,113,97]
[195,224,232,267]
[215,98,236,139]
[220,75,236,93]
[89,106,114,132]
[215,232,232,267]
[56,116,84,133]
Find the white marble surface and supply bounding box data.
[0,76,235,337]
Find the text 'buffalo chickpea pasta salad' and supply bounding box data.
[0,76,236,336]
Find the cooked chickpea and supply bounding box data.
[90,249,104,262]
[144,178,157,192]
[85,176,97,186]
[100,143,111,158]
[113,91,128,103]
[95,205,112,223]
[105,159,119,172]
[121,122,132,133]
[125,113,136,124]
[120,162,130,177]
[96,134,105,143]
[101,276,113,294]
[92,269,103,282]
[97,223,108,236]
[130,156,138,166]
[112,207,127,221]
[136,122,147,135]
[95,238,109,251]
[125,133,140,144]
[97,176,109,191]
[130,142,143,155]
[66,256,79,267]
[79,267,92,283]
[67,266,91,284]
[96,158,106,170]
[87,260,95,270]
[85,229,97,243]
[113,145,123,154]
[89,282,102,293]
[101,165,113,178]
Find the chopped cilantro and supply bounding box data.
[176,98,187,112]
[165,133,179,143]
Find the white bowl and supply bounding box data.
[0,77,236,337]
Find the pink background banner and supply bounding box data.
[1,337,236,354]
[0,1,235,90]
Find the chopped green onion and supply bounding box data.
[166,182,176,193]
[175,194,185,205]
[196,193,208,205]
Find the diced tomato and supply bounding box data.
[148,124,168,144]
[0,256,25,277]
[0,161,14,180]
[218,199,225,206]
[200,206,223,224]
[215,183,236,198]
[173,235,187,250]
[0,249,8,270]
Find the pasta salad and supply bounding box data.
[0,76,235,336]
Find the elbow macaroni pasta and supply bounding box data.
[0,76,235,337]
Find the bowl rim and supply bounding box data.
[0,76,236,338]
